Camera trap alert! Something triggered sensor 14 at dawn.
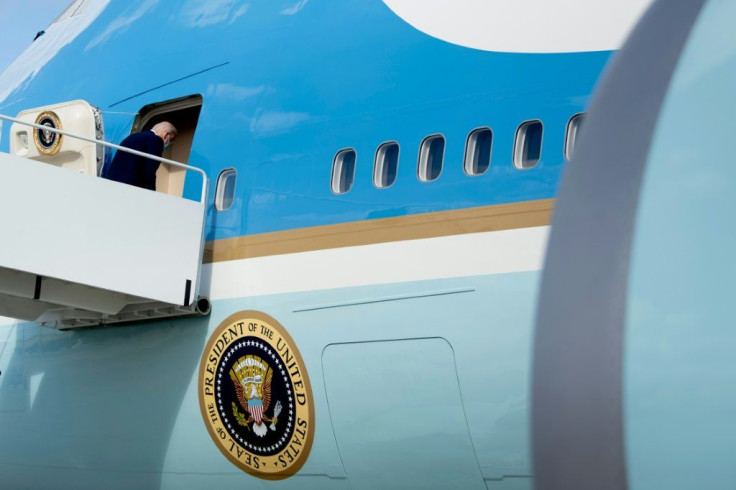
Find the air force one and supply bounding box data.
[0,1,650,488]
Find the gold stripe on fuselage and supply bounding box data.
[203,198,554,264]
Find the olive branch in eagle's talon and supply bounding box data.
[232,401,252,429]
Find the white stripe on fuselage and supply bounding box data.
[382,0,653,53]
[0,226,549,326]
[204,226,549,300]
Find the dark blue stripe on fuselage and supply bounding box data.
[0,1,611,240]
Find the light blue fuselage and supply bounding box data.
[0,1,612,488]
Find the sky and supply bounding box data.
[0,0,70,74]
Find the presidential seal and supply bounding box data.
[198,311,314,480]
[33,111,63,155]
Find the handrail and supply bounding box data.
[0,113,208,204]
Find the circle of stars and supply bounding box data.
[216,337,295,455]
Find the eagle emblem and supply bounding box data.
[229,355,282,437]
[199,311,314,479]
[33,111,63,155]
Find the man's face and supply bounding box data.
[163,132,176,146]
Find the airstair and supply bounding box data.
[0,101,210,329]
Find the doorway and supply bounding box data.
[132,94,203,197]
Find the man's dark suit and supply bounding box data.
[106,130,164,190]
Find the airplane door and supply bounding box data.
[323,338,486,490]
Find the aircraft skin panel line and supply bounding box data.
[0,0,650,487]
[0,270,540,488]
[0,0,615,241]
[0,224,547,327]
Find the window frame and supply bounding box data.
[513,119,544,170]
[463,127,494,176]
[564,113,585,161]
[417,134,446,183]
[331,148,357,194]
[373,141,400,189]
[214,167,237,211]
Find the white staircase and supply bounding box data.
[0,109,210,329]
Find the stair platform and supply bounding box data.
[0,151,208,329]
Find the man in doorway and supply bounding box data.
[106,121,177,191]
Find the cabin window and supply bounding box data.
[418,134,445,182]
[564,113,585,161]
[374,142,399,188]
[513,120,543,169]
[215,168,237,211]
[464,127,493,176]
[331,149,356,194]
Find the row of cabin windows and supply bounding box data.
[213,114,585,210]
[331,114,585,194]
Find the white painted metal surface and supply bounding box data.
[11,100,101,175]
[382,0,653,53]
[0,152,204,310]
[205,226,549,300]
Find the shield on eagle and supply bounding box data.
[230,355,274,436]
